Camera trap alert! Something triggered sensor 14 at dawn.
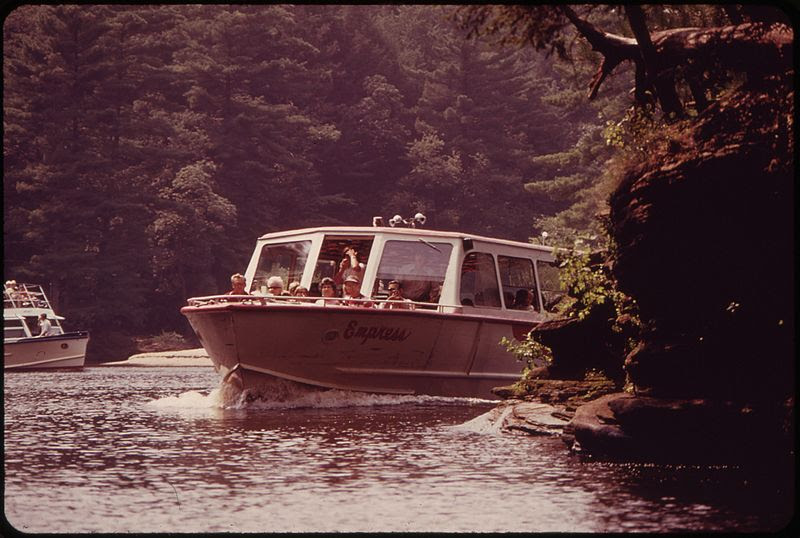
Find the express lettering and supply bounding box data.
[343,320,410,345]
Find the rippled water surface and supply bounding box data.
[4,366,793,533]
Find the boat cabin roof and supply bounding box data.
[257,226,552,253]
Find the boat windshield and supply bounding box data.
[310,235,374,294]
[250,241,312,294]
[373,240,452,306]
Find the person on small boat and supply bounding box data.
[334,246,365,286]
[342,275,374,308]
[315,277,342,306]
[379,280,415,310]
[265,276,285,297]
[226,273,250,297]
[37,313,59,337]
[4,280,24,303]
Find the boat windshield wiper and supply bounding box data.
[418,238,442,253]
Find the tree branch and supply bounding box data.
[556,6,791,114]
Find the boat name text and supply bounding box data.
[343,321,410,345]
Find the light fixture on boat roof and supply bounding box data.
[372,216,384,227]
[386,213,426,228]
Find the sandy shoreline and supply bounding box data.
[101,348,212,367]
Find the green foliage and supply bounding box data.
[603,106,665,153]
[135,331,194,353]
[554,243,642,354]
[500,334,553,373]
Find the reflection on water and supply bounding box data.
[4,367,793,533]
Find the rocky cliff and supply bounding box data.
[570,67,794,461]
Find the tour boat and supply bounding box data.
[181,215,563,398]
[4,282,90,370]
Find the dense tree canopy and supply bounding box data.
[6,5,625,358]
[10,5,787,361]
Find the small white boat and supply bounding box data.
[4,282,90,370]
[181,215,564,398]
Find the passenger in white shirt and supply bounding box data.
[37,313,59,337]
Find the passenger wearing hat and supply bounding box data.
[342,275,373,308]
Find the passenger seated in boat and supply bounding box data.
[265,276,285,297]
[512,288,535,311]
[5,280,21,303]
[315,277,342,306]
[294,286,309,301]
[287,281,301,295]
[334,246,365,286]
[342,275,374,308]
[379,280,414,310]
[224,273,250,300]
[428,282,442,304]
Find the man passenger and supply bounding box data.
[342,275,373,308]
[379,280,415,310]
[226,273,250,297]
[334,246,365,286]
[37,313,59,337]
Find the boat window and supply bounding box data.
[460,252,501,308]
[311,235,374,295]
[372,240,452,306]
[4,319,28,339]
[536,260,566,313]
[498,255,538,311]
[250,241,312,294]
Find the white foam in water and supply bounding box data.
[145,389,222,410]
[146,376,496,411]
[448,404,514,435]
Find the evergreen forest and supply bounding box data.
[4,5,789,362]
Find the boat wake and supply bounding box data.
[147,376,496,411]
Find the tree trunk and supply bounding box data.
[624,5,683,116]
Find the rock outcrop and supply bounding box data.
[608,75,794,403]
[502,44,793,464]
[572,62,794,461]
[562,392,794,463]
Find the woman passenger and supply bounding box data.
[315,277,341,306]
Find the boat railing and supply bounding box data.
[186,294,463,313]
[3,283,53,310]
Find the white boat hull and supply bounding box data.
[182,303,535,399]
[4,332,89,370]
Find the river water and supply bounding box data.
[3,365,794,533]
